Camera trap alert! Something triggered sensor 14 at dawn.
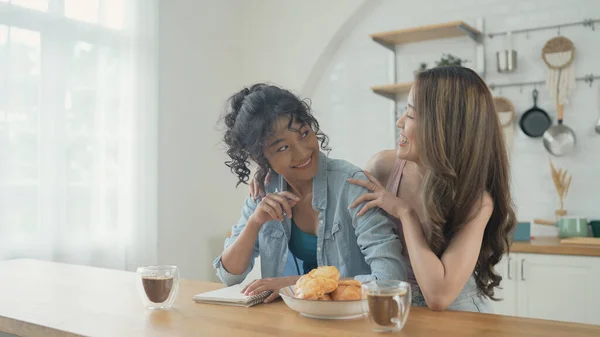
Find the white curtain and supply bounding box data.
[0,0,157,270]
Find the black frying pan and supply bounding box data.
[519,89,552,138]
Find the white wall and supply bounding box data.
[311,0,600,234]
[158,0,366,281]
[240,0,367,91]
[158,0,247,281]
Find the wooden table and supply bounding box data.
[1,259,599,337]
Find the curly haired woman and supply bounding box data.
[213,83,406,303]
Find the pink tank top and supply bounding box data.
[385,157,417,284]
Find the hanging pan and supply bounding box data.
[541,36,577,156]
[519,89,552,137]
[543,104,576,156]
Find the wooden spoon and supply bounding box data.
[533,218,555,226]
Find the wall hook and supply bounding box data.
[584,74,594,87]
[583,19,596,31]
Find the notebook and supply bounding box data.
[192,284,271,308]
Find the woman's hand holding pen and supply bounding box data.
[248,190,300,228]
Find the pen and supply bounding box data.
[274,188,288,218]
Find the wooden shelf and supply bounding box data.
[370,21,482,48]
[369,20,484,103]
[371,82,413,100]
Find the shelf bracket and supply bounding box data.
[372,91,397,101]
[474,18,485,78]
[457,24,482,43]
[372,38,395,52]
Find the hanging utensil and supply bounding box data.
[542,36,576,105]
[519,89,552,137]
[493,96,515,159]
[493,97,515,126]
[542,36,576,155]
[543,104,576,156]
[496,31,517,73]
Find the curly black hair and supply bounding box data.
[221,83,330,190]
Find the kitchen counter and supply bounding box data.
[1,259,600,337]
[511,236,600,257]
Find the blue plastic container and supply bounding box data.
[513,222,531,241]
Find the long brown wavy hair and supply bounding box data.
[413,66,516,300]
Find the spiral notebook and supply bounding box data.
[192,284,271,308]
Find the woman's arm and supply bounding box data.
[348,171,493,310]
[397,195,492,310]
[220,215,262,276]
[213,197,262,286]
[345,171,407,283]
[214,191,299,286]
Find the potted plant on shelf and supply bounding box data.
[435,53,468,67]
[414,62,428,78]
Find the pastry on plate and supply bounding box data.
[295,274,338,299]
[319,294,333,301]
[337,279,362,287]
[308,266,340,281]
[294,266,340,300]
[330,285,361,301]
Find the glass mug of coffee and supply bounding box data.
[361,280,411,332]
[136,265,180,310]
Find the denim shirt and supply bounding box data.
[213,152,407,286]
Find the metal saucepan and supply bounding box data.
[519,89,551,137]
[534,217,588,238]
[543,104,576,156]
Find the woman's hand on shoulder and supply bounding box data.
[347,170,410,218]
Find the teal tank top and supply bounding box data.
[288,219,318,274]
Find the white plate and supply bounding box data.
[279,286,366,320]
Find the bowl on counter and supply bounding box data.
[279,286,366,320]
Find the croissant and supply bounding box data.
[308,266,340,281]
[294,266,362,301]
[319,294,333,301]
[330,285,361,301]
[295,275,338,299]
[337,279,362,287]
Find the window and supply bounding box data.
[10,0,48,12]
[0,0,157,269]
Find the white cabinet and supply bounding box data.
[517,253,600,325]
[492,254,518,316]
[492,252,600,325]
